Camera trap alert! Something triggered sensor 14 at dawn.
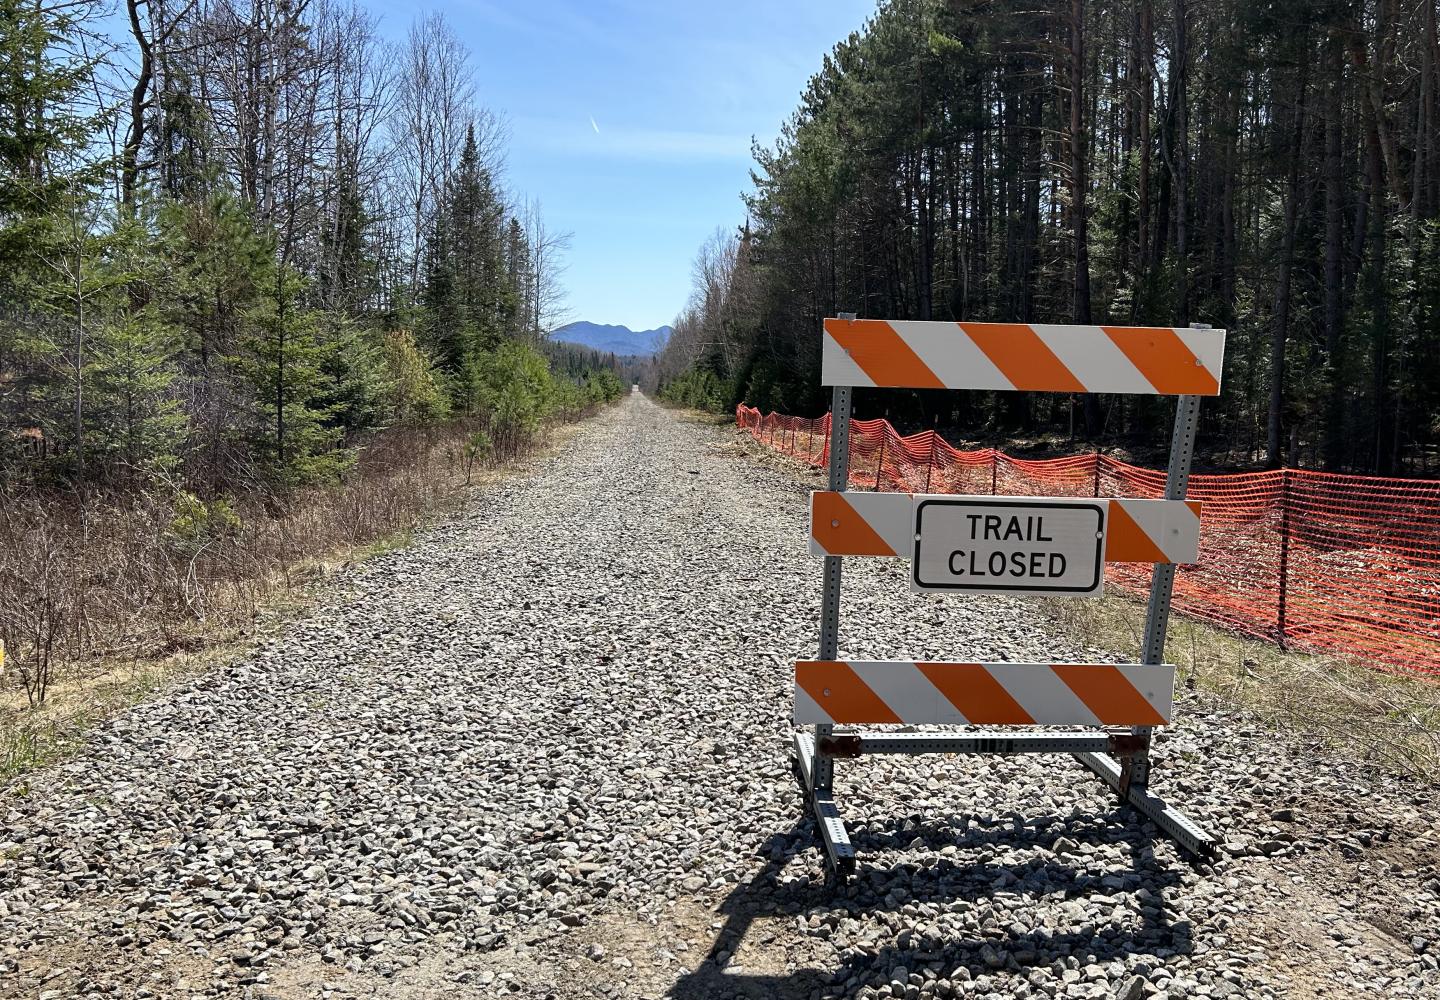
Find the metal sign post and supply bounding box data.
[793,382,856,875]
[791,317,1225,880]
[1071,388,1213,854]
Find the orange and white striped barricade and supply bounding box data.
[792,316,1226,879]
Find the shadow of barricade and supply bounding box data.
[666,808,1198,1000]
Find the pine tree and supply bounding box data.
[319,138,375,314]
[160,186,272,369]
[86,310,186,480]
[0,0,103,259]
[151,186,272,487]
[233,264,350,491]
[421,124,515,380]
[504,216,533,339]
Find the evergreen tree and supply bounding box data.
[319,138,376,315]
[421,124,515,380]
[23,182,117,478]
[82,209,186,481]
[86,310,186,480]
[160,186,272,370]
[504,216,533,339]
[314,315,388,437]
[419,203,466,371]
[151,67,211,201]
[233,265,350,490]
[0,0,103,267]
[449,125,513,348]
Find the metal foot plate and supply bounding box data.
[1075,751,1217,858]
[812,789,856,878]
[791,732,856,878]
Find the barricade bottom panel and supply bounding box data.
[794,660,1174,727]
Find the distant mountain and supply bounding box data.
[549,321,671,357]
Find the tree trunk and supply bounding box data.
[1363,0,1410,208]
[1267,50,1310,468]
[1171,0,1189,323]
[1136,0,1153,302]
[1322,38,1346,468]
[1365,107,1392,473]
[1070,0,1100,436]
[121,0,154,212]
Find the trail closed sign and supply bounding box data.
[911,497,1107,596]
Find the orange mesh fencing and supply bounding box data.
[737,404,1440,678]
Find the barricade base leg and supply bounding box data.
[791,735,1211,875]
[1074,751,1217,859]
[792,732,856,881]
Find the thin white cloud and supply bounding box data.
[518,117,750,163]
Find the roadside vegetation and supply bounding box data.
[0,404,625,783]
[0,1,626,775]
[657,0,1440,478]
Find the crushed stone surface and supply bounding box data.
[1,394,1436,1000]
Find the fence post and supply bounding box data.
[991,449,999,495]
[875,428,888,489]
[924,430,935,493]
[1093,449,1102,497]
[807,420,814,462]
[1277,469,1291,651]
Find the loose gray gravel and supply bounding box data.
[1,394,1437,1000]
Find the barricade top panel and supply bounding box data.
[822,318,1226,396]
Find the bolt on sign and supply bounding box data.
[790,316,1227,881]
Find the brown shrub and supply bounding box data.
[0,419,484,705]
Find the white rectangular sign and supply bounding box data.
[911,496,1108,596]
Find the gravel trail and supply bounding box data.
[2,394,1437,1000]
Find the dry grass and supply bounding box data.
[658,404,736,427]
[1041,593,1440,781]
[0,413,596,784]
[0,646,221,785]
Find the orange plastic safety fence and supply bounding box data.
[736,404,1440,679]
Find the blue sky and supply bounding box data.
[373,0,877,332]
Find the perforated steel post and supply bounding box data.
[1124,390,1203,794]
[813,384,853,794]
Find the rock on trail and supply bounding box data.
[1,394,1436,999]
